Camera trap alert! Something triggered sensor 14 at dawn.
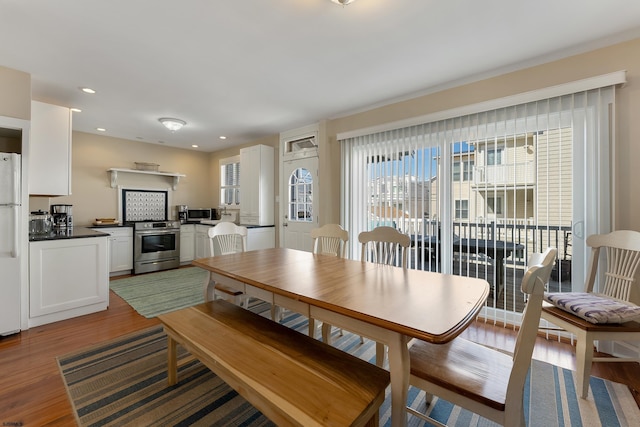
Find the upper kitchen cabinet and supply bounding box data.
[240,144,274,226]
[29,101,72,196]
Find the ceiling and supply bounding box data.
[2,0,640,153]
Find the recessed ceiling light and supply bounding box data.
[191,144,199,148]
[96,127,106,132]
[219,136,227,140]
[81,87,96,94]
[70,108,82,113]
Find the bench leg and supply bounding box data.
[167,335,178,386]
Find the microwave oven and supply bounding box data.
[187,208,211,221]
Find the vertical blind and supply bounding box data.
[341,86,615,325]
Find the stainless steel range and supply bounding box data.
[133,220,180,274]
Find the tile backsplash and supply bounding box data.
[122,189,167,222]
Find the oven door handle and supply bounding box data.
[136,229,179,235]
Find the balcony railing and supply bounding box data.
[407,220,573,314]
[473,162,536,186]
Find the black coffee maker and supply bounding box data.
[177,205,188,223]
[50,204,73,229]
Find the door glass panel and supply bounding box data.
[288,168,313,222]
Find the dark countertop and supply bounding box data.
[29,227,110,242]
[89,223,133,228]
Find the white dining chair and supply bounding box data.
[322,226,411,365]
[272,224,350,338]
[407,247,556,426]
[311,223,349,258]
[540,230,640,398]
[203,222,248,307]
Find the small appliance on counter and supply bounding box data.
[177,205,188,223]
[51,204,73,229]
[29,210,54,236]
[186,208,211,222]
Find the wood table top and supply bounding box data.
[193,247,490,344]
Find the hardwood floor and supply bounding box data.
[0,290,638,426]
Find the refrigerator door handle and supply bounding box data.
[12,205,19,258]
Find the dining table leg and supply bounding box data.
[386,333,410,427]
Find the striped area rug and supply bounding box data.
[58,306,639,427]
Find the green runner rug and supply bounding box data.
[109,267,208,318]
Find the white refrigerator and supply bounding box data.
[0,152,22,336]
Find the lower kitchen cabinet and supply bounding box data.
[91,227,133,275]
[29,236,109,327]
[195,224,211,259]
[247,226,275,251]
[189,224,276,260]
[180,224,195,263]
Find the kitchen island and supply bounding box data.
[28,227,109,327]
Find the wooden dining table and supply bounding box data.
[192,247,490,426]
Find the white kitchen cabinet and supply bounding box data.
[195,224,212,259]
[29,101,72,196]
[240,144,274,226]
[29,236,108,327]
[180,224,195,263]
[92,227,133,274]
[247,226,275,251]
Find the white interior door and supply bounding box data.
[282,156,318,251]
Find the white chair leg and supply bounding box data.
[308,318,316,338]
[424,392,434,405]
[375,342,386,367]
[576,335,594,398]
[321,323,332,344]
[204,281,216,302]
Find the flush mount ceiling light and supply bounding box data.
[331,0,356,4]
[158,117,186,132]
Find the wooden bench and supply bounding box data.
[158,300,390,427]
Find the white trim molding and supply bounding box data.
[337,71,626,141]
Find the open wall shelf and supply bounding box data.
[108,168,186,190]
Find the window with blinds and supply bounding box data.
[341,86,615,324]
[220,155,240,206]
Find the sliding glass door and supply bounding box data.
[341,87,614,323]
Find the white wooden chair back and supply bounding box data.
[310,224,349,258]
[406,247,556,426]
[208,222,247,256]
[584,230,640,299]
[359,226,410,268]
[509,247,557,395]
